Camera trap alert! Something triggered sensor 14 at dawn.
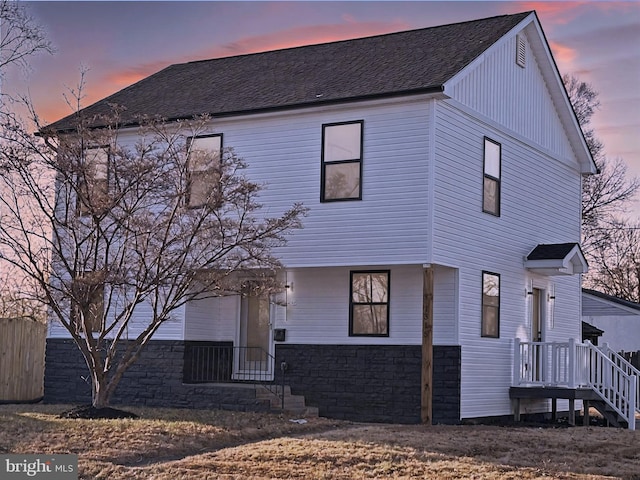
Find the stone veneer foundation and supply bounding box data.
[45,339,461,424]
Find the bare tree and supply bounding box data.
[0,92,306,408]
[562,74,640,255]
[586,220,640,303]
[0,0,53,99]
[0,0,53,320]
[563,74,639,302]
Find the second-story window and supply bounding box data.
[78,146,109,216]
[187,134,222,208]
[71,271,105,333]
[483,137,501,216]
[321,120,363,202]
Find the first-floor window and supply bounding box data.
[481,271,500,338]
[350,270,389,336]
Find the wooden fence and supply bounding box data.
[620,351,640,370]
[0,317,47,402]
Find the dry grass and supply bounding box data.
[1,404,639,479]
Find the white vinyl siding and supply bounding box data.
[217,98,433,267]
[432,99,582,419]
[48,299,185,340]
[184,295,238,341]
[446,31,576,165]
[272,265,455,346]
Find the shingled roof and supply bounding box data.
[46,12,532,132]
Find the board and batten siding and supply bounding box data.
[213,98,434,268]
[445,28,576,166]
[431,99,583,419]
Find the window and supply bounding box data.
[71,272,105,333]
[78,146,109,215]
[187,134,222,208]
[483,137,501,216]
[349,270,389,336]
[321,121,363,201]
[481,271,500,338]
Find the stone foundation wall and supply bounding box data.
[44,339,269,411]
[274,344,461,424]
[45,339,461,423]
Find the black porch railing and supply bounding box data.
[183,342,285,408]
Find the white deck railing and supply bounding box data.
[513,338,637,430]
[600,343,640,417]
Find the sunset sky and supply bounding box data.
[7,1,640,214]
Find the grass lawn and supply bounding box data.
[1,404,639,479]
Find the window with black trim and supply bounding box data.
[78,146,109,216]
[321,121,363,201]
[187,134,222,208]
[349,270,389,336]
[481,271,500,338]
[483,137,501,216]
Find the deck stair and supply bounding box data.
[511,338,639,430]
[255,384,319,417]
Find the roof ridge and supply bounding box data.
[181,11,534,66]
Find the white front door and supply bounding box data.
[236,292,273,380]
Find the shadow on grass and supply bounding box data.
[0,404,65,453]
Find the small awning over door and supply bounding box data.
[524,243,588,276]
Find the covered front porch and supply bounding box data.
[511,338,639,429]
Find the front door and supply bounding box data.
[236,291,273,380]
[532,288,543,343]
[531,288,544,381]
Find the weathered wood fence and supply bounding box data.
[621,351,640,371]
[0,317,46,402]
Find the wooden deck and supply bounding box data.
[509,386,601,426]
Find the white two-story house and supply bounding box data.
[46,11,623,425]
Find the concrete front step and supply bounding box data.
[255,385,318,417]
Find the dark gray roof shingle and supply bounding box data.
[527,243,582,261]
[45,12,531,131]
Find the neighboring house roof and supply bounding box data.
[45,12,533,132]
[582,289,640,316]
[582,321,604,337]
[524,243,588,276]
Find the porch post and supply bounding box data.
[629,376,637,431]
[421,266,434,424]
[568,337,576,388]
[513,338,521,386]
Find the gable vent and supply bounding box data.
[516,34,526,68]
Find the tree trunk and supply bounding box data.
[91,371,111,409]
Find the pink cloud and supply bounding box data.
[517,1,588,24]
[195,21,411,59]
[548,40,579,69]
